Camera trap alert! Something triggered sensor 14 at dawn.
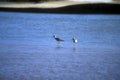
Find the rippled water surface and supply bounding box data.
[0,12,120,80]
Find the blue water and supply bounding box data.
[0,12,120,80]
[0,12,120,48]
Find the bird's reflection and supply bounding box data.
[55,45,63,50]
[72,47,77,52]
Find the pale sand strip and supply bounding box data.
[0,1,119,8]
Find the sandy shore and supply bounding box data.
[0,1,120,14]
[0,1,89,8]
[1,1,118,8]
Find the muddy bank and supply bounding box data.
[0,3,120,14]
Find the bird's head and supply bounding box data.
[72,37,75,40]
[53,35,56,38]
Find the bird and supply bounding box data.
[53,35,64,43]
[72,37,78,51]
[72,37,78,43]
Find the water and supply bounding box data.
[0,12,120,80]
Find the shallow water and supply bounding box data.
[0,12,120,80]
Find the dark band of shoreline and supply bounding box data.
[0,3,120,14]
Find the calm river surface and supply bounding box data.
[0,12,120,80]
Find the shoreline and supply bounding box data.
[0,1,120,14]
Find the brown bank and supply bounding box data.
[0,1,120,14]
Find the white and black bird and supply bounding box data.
[72,37,78,43]
[53,35,64,43]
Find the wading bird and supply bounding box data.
[72,37,78,51]
[53,35,64,43]
[72,37,78,43]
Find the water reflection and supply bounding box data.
[72,47,77,52]
[55,46,63,49]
